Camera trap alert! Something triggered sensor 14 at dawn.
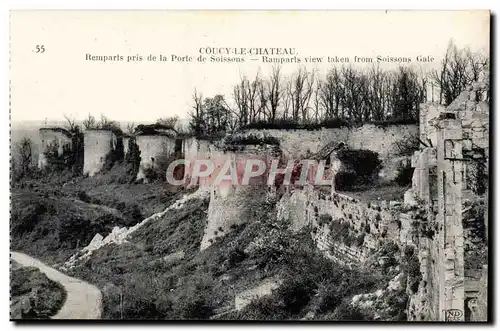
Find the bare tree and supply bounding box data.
[320,67,343,120]
[16,137,33,177]
[99,114,120,131]
[189,88,205,136]
[266,65,283,123]
[82,114,97,130]
[157,115,180,131]
[233,75,250,127]
[126,122,136,135]
[247,72,261,122]
[64,114,77,132]
[287,67,315,123]
[431,41,489,105]
[341,66,365,123]
[312,76,323,123]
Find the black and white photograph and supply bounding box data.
[8,10,491,322]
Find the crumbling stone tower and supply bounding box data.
[200,144,280,250]
[134,124,178,181]
[38,127,73,169]
[83,129,117,176]
[435,117,466,320]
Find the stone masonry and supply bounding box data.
[407,80,489,321]
[38,127,73,170]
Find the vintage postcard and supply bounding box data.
[9,10,490,322]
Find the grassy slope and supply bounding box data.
[10,265,67,319]
[67,192,401,321]
[10,167,186,265]
[10,167,406,321]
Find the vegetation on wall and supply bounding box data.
[395,162,414,187]
[124,136,141,180]
[11,137,34,182]
[334,149,382,191]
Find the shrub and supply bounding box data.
[238,296,286,320]
[104,137,125,171]
[329,301,372,321]
[43,141,73,172]
[222,133,280,151]
[174,282,215,320]
[334,149,382,191]
[334,171,358,191]
[370,117,418,127]
[402,246,421,294]
[278,277,316,315]
[125,137,141,179]
[394,134,420,156]
[240,118,350,131]
[13,137,34,180]
[10,266,67,319]
[143,165,165,182]
[77,190,91,203]
[337,149,382,178]
[123,203,143,223]
[227,246,247,268]
[395,162,414,186]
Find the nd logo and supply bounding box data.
[444,309,464,321]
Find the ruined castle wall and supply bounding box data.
[410,147,438,204]
[346,124,418,159]
[244,124,417,180]
[38,129,72,169]
[277,185,401,265]
[436,118,466,320]
[200,145,279,250]
[408,81,490,321]
[83,130,116,177]
[182,137,218,161]
[420,103,445,147]
[346,124,418,180]
[136,135,176,180]
[243,128,350,159]
[469,265,488,321]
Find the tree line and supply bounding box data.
[189,41,488,136]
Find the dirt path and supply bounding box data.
[10,251,102,319]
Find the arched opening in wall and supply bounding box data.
[444,140,456,159]
[465,149,487,196]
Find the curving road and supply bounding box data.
[10,251,102,319]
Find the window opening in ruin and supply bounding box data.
[452,161,457,184]
[444,140,455,159]
[151,157,155,163]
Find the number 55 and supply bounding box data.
[35,45,45,53]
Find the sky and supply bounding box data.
[10,10,490,123]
